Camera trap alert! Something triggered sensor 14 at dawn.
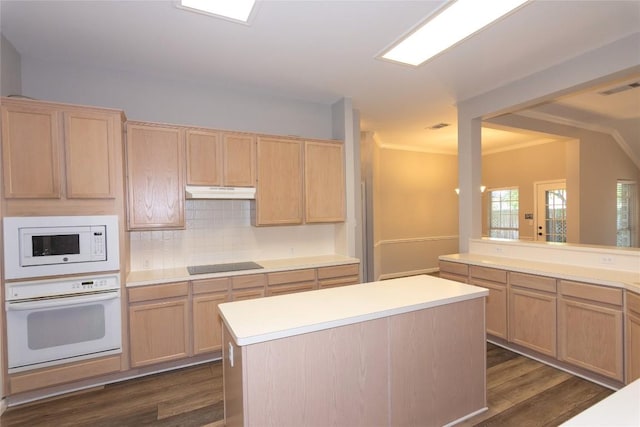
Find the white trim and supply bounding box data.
[443,406,488,427]
[375,235,458,247]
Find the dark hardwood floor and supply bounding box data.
[1,343,613,427]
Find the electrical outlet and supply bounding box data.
[600,256,615,265]
[494,247,504,254]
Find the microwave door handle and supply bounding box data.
[6,292,119,311]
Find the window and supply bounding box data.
[617,180,637,247]
[488,188,519,239]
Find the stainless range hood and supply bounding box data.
[185,186,256,200]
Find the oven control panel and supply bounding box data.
[6,274,120,301]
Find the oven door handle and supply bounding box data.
[6,292,119,311]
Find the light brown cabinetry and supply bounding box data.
[267,269,316,296]
[317,263,360,288]
[185,130,255,187]
[304,140,345,223]
[508,272,557,357]
[126,122,185,230]
[439,261,469,284]
[255,137,304,225]
[231,273,266,301]
[1,98,121,200]
[469,266,508,339]
[128,282,190,367]
[626,290,640,383]
[558,280,624,382]
[192,278,230,355]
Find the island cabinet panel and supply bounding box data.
[439,260,469,283]
[255,137,303,225]
[230,273,266,301]
[508,272,557,357]
[558,280,624,382]
[266,269,316,296]
[1,102,61,198]
[317,263,360,289]
[304,140,345,223]
[470,266,507,339]
[389,298,486,427]
[126,122,185,230]
[128,282,190,367]
[186,129,222,186]
[626,291,640,383]
[192,277,230,355]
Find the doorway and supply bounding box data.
[535,180,567,242]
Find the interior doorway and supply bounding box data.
[535,180,567,242]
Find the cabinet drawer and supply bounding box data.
[317,263,359,280]
[440,272,468,284]
[439,261,469,277]
[559,280,623,307]
[192,277,229,294]
[510,272,556,293]
[268,269,316,285]
[128,282,189,303]
[318,276,359,289]
[231,273,266,290]
[267,282,315,296]
[232,288,265,301]
[470,266,507,283]
[628,291,640,316]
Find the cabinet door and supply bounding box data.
[193,293,228,354]
[509,287,556,357]
[126,123,185,229]
[471,279,507,339]
[223,133,255,187]
[628,313,640,383]
[186,129,222,186]
[64,110,117,198]
[558,298,623,381]
[1,102,61,198]
[129,298,189,367]
[304,141,345,223]
[255,137,303,225]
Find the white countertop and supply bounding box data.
[440,253,640,293]
[561,378,640,426]
[126,254,360,287]
[218,274,488,346]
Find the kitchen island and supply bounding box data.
[219,274,489,427]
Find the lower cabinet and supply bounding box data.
[267,269,316,296]
[192,277,230,355]
[439,261,469,284]
[317,263,360,288]
[231,273,266,301]
[508,272,557,357]
[557,280,624,382]
[469,266,508,340]
[626,290,640,383]
[128,282,190,368]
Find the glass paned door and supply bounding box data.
[535,181,567,243]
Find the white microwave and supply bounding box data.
[3,215,120,279]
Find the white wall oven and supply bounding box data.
[5,274,122,373]
[3,215,119,279]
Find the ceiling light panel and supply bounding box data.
[178,0,257,24]
[381,0,529,66]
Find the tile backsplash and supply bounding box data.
[129,200,337,271]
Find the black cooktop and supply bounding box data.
[187,261,263,275]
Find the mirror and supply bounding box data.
[480,74,640,248]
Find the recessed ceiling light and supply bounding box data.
[177,0,257,24]
[380,0,529,66]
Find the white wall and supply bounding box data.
[1,34,21,96]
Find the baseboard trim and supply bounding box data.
[0,398,7,416]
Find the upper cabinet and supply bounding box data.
[255,137,304,225]
[305,140,345,223]
[126,122,185,230]
[186,129,255,187]
[1,98,121,200]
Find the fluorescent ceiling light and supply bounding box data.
[178,0,256,23]
[381,0,529,66]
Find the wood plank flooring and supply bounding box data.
[1,343,613,426]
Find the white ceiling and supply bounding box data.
[1,0,639,157]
